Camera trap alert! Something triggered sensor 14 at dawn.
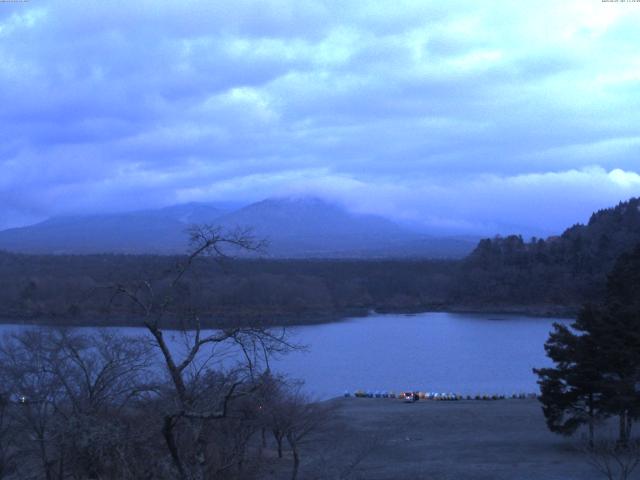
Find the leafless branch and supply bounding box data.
[581,439,640,480]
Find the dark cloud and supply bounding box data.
[0,0,639,232]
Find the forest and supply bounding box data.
[1,198,639,327]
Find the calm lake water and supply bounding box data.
[0,312,570,399]
[278,312,571,398]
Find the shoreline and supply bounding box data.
[0,303,577,329]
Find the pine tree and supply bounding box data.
[593,245,640,445]
[535,244,640,446]
[534,307,604,446]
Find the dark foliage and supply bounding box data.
[0,254,456,327]
[535,243,640,446]
[453,197,640,310]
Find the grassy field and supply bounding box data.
[265,398,610,480]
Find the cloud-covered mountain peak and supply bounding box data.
[0,196,476,258]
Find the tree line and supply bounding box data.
[452,198,640,310]
[0,254,456,327]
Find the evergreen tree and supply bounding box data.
[593,245,640,445]
[534,306,604,446]
[535,244,640,446]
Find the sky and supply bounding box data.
[0,0,639,236]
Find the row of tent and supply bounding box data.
[347,391,538,400]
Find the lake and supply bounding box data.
[278,312,569,398]
[0,312,570,399]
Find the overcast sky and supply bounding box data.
[1,0,639,235]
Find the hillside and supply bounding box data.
[0,197,476,259]
[0,203,226,254]
[450,197,640,309]
[215,197,474,258]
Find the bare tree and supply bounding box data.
[0,328,157,480]
[0,388,15,479]
[258,373,295,459]
[110,225,295,480]
[0,225,299,480]
[284,394,334,480]
[581,439,640,480]
[258,379,335,480]
[1,329,66,480]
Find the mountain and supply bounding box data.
[216,197,434,257]
[0,197,475,258]
[211,197,480,258]
[153,203,227,224]
[0,203,226,255]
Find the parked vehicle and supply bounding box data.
[402,391,419,403]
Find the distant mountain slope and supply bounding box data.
[202,196,477,258]
[216,197,435,257]
[154,203,227,224]
[451,197,640,309]
[0,203,225,254]
[0,197,475,258]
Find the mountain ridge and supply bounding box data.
[0,197,476,258]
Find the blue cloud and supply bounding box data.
[0,0,639,233]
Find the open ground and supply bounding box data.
[265,398,614,480]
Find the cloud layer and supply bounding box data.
[0,0,639,234]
